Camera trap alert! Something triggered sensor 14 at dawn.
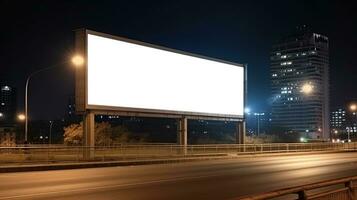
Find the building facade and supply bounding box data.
[330,108,347,132]
[330,107,357,140]
[270,27,329,139]
[0,84,17,124]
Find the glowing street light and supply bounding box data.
[71,55,84,67]
[301,83,313,94]
[350,103,357,112]
[244,107,251,114]
[0,112,3,118]
[17,114,26,121]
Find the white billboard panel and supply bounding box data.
[86,32,245,117]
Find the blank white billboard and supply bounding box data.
[86,32,245,117]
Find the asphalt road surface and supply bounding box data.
[1,152,357,200]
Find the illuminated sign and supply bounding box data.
[76,30,245,118]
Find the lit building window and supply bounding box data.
[280,61,292,66]
[1,86,10,91]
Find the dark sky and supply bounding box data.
[1,0,356,120]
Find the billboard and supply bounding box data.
[76,30,245,118]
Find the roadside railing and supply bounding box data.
[238,175,357,200]
[0,142,356,165]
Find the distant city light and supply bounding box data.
[300,137,307,143]
[0,112,3,118]
[350,103,357,112]
[1,86,10,91]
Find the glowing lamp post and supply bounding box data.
[24,55,84,143]
[348,103,357,142]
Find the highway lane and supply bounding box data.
[1,152,357,200]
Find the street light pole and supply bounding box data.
[23,56,84,143]
[49,120,53,145]
[349,103,357,142]
[24,63,66,143]
[254,113,264,136]
[347,128,350,142]
[257,114,260,136]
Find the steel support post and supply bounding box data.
[177,117,187,155]
[236,121,246,144]
[83,111,95,160]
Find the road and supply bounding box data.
[1,152,357,200]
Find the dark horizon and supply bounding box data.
[1,0,357,120]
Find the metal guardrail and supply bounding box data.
[238,175,357,200]
[0,142,356,165]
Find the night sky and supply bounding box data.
[1,0,356,120]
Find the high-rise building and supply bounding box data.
[270,26,329,139]
[330,108,347,133]
[0,84,17,124]
[330,104,357,140]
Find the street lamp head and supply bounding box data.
[301,83,313,94]
[244,107,251,114]
[350,103,357,112]
[17,114,26,121]
[71,55,84,67]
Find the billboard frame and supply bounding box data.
[75,29,247,121]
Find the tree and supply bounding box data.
[63,122,140,145]
[63,122,112,145]
[63,123,83,145]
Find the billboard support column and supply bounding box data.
[83,111,95,159]
[177,116,187,155]
[236,121,246,144]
